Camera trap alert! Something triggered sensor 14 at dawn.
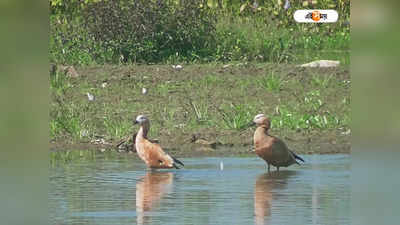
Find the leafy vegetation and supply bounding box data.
[50,0,350,65]
[49,1,350,154]
[50,64,350,150]
[259,72,283,92]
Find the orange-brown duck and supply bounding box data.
[252,114,304,172]
[134,115,184,169]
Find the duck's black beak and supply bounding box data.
[133,120,138,125]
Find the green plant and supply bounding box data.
[50,1,349,65]
[50,70,70,96]
[303,90,324,111]
[50,0,216,64]
[218,103,253,130]
[260,73,283,92]
[200,74,223,88]
[271,105,344,130]
[188,100,212,125]
[311,74,333,88]
[103,117,131,139]
[156,82,178,96]
[50,103,83,139]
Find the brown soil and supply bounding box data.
[50,63,350,157]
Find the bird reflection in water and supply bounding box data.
[254,171,297,225]
[136,172,174,225]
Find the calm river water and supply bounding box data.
[50,154,350,225]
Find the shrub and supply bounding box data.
[50,0,350,65]
[50,0,216,64]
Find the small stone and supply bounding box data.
[195,139,212,145]
[172,65,183,70]
[86,92,95,101]
[195,139,218,149]
[300,60,340,68]
[142,87,147,95]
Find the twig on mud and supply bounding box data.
[115,133,135,149]
[115,133,159,151]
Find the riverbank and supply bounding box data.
[50,63,350,157]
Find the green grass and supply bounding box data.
[189,100,212,125]
[50,1,349,65]
[200,74,224,88]
[259,72,283,92]
[271,105,344,130]
[218,103,255,130]
[50,63,350,150]
[311,74,333,88]
[50,70,70,96]
[50,101,84,140]
[103,117,132,139]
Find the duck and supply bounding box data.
[252,114,304,172]
[134,115,184,169]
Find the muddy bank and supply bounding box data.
[50,129,350,157]
[50,63,350,156]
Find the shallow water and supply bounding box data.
[49,154,350,225]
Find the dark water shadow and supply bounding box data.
[254,171,298,225]
[136,171,174,225]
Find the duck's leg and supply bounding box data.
[276,166,280,172]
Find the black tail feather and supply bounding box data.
[172,156,184,167]
[290,150,305,163]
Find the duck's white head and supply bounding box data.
[134,115,149,125]
[253,114,270,129]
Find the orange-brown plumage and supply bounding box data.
[252,114,304,172]
[134,115,184,169]
[136,172,174,224]
[254,173,272,225]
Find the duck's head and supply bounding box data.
[252,114,270,129]
[134,115,149,125]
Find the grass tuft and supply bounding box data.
[259,73,283,92]
[218,103,254,130]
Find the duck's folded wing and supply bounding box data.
[271,137,295,164]
[143,140,175,168]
